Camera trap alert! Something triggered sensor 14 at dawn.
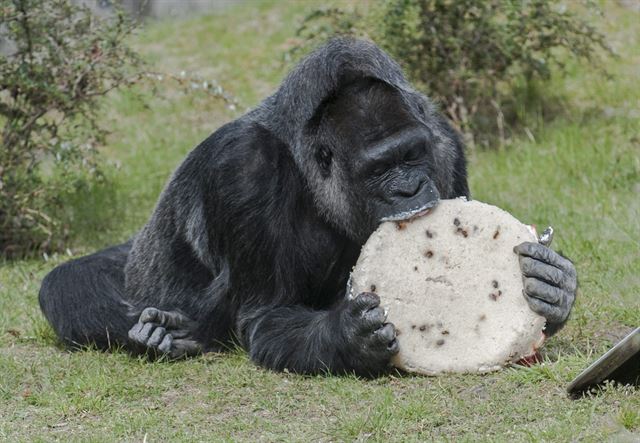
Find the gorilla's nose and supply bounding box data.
[396,179,424,197]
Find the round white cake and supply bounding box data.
[348,198,546,375]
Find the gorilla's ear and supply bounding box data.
[314,145,333,177]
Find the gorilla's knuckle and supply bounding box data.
[159,334,173,351]
[357,292,380,307]
[127,323,142,341]
[559,276,573,292]
[550,287,563,304]
[364,306,386,323]
[553,308,566,323]
[522,258,540,275]
[523,278,538,294]
[139,307,158,323]
[525,297,545,315]
[548,268,563,286]
[141,306,157,316]
[374,323,396,344]
[148,327,166,346]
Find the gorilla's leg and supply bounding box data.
[239,292,398,376]
[39,242,137,349]
[128,307,202,359]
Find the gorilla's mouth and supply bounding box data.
[380,198,439,222]
[380,181,440,222]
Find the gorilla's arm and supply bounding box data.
[514,242,577,336]
[238,293,398,376]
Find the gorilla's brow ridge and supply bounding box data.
[362,126,426,161]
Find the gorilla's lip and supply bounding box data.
[380,181,440,222]
[380,198,440,222]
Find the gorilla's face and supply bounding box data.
[353,122,440,223]
[310,78,441,242]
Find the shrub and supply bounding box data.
[286,0,611,146]
[0,0,141,257]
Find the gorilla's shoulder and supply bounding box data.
[157,118,288,209]
[165,114,304,219]
[183,116,290,174]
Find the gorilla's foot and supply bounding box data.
[128,307,202,359]
[341,292,399,374]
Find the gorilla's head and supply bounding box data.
[263,38,468,243]
[306,78,441,241]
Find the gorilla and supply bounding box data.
[39,39,577,376]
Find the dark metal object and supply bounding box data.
[567,327,640,397]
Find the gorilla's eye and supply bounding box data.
[372,164,389,177]
[403,144,425,163]
[315,145,333,173]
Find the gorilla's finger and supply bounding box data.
[514,242,575,275]
[525,296,565,324]
[167,328,191,339]
[360,306,387,332]
[139,307,160,324]
[523,277,563,305]
[140,322,155,337]
[140,307,190,329]
[374,323,396,343]
[565,289,576,307]
[387,338,400,354]
[128,322,156,343]
[147,326,166,347]
[519,256,565,287]
[128,322,143,339]
[170,339,202,358]
[157,333,173,354]
[350,292,380,315]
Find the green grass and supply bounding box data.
[1,1,639,441]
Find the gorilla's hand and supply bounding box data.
[514,242,577,336]
[341,292,399,374]
[128,307,202,359]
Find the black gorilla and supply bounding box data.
[39,39,577,376]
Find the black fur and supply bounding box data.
[40,38,481,376]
